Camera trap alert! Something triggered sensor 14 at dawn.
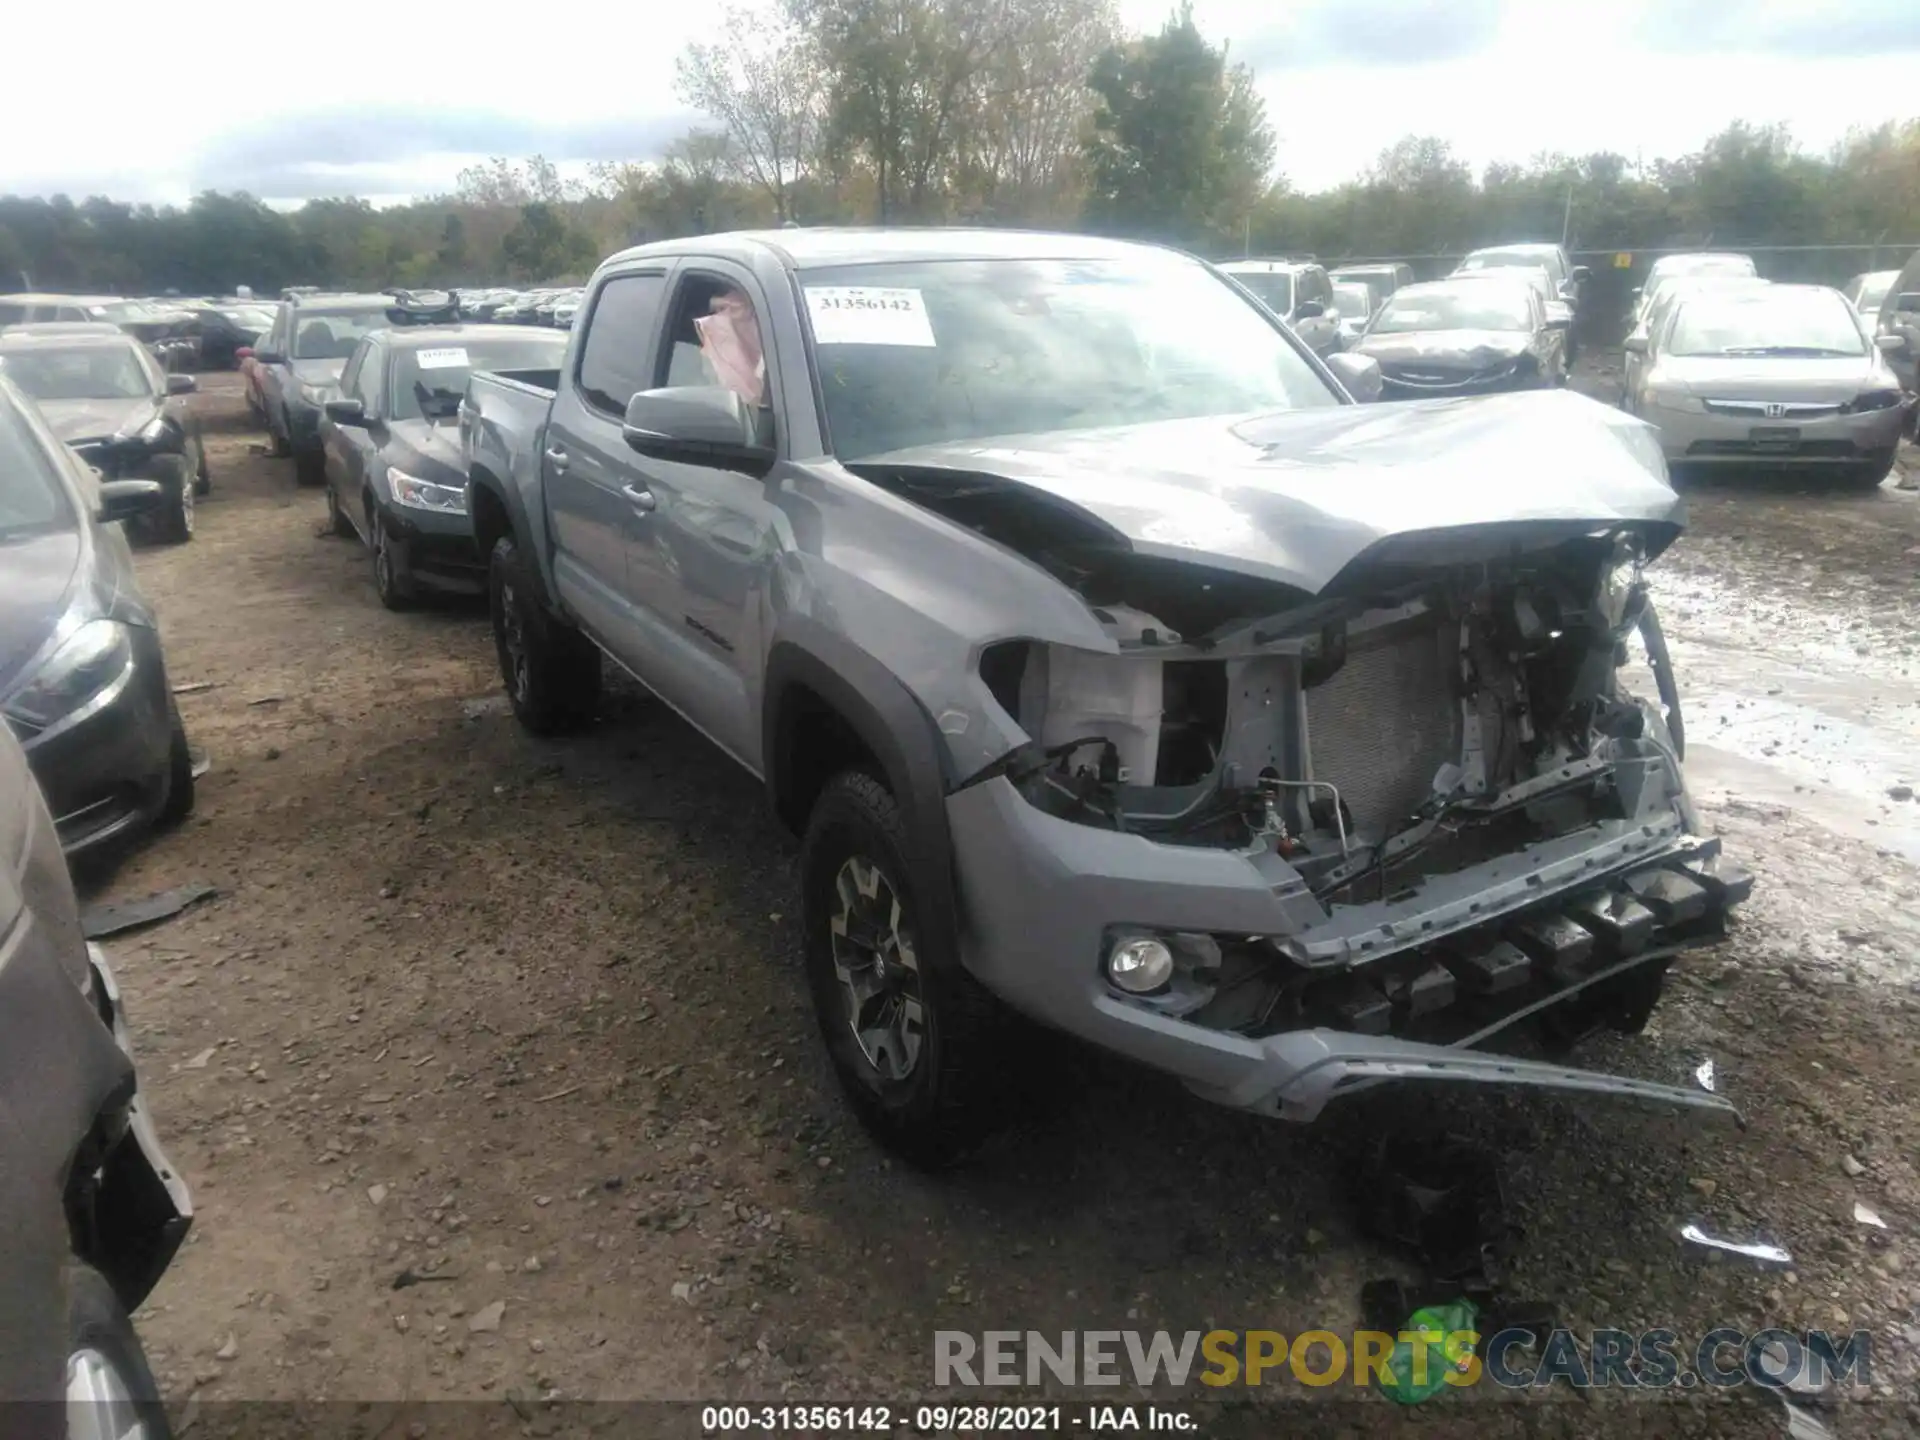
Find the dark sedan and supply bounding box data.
[1347,278,1569,399]
[181,301,277,369]
[0,328,208,543]
[0,374,194,859]
[320,324,568,608]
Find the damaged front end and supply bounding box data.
[929,493,1750,1122]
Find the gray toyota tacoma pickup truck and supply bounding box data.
[462,228,1750,1166]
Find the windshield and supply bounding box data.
[1667,293,1865,358]
[1226,271,1293,314]
[0,343,154,400]
[224,307,274,330]
[1372,286,1533,334]
[1654,256,1755,283]
[390,337,568,420]
[1332,283,1374,318]
[0,395,73,539]
[804,256,1338,460]
[294,309,390,360]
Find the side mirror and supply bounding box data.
[166,373,197,395]
[622,386,775,476]
[254,350,285,365]
[1570,265,1592,283]
[96,478,166,524]
[1876,332,1907,353]
[1325,351,1383,402]
[1294,298,1326,320]
[1623,335,1650,355]
[324,397,369,426]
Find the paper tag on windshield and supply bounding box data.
[804,287,935,347]
[416,347,470,369]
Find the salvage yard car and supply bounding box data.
[0,718,191,1437]
[1624,282,1907,489]
[253,293,400,485]
[1455,243,1588,359]
[1347,277,1569,396]
[320,322,568,608]
[464,228,1747,1167]
[1217,259,1343,356]
[1630,252,1758,329]
[0,325,209,543]
[0,372,195,858]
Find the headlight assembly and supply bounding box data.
[1644,388,1699,413]
[3,619,134,733]
[389,468,468,515]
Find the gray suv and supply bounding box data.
[464,229,1745,1167]
[1217,259,1343,355]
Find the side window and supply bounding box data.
[656,270,772,430]
[575,272,668,416]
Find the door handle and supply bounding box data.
[621,483,656,513]
[544,445,569,473]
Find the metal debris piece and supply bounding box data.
[1695,1058,1716,1092]
[1781,1398,1835,1440]
[247,695,283,707]
[171,681,217,695]
[190,749,212,779]
[182,1047,216,1070]
[1679,1222,1791,1265]
[391,1268,459,1291]
[461,694,512,720]
[1853,1202,1888,1230]
[80,884,218,940]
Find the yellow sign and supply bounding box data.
[1614,252,1633,268]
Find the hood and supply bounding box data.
[851,390,1681,595]
[1650,354,1888,402]
[1355,330,1532,367]
[385,419,464,479]
[0,530,82,692]
[32,397,160,444]
[293,358,347,388]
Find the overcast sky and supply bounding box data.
[6,0,1919,206]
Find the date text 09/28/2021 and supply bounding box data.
[701,1405,1194,1432]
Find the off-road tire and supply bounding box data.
[66,1263,172,1440]
[158,704,195,827]
[800,769,1008,1169]
[488,536,600,734]
[372,512,416,611]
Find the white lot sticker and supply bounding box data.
[415,347,471,369]
[804,287,936,347]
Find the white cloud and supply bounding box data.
[4,0,1918,203]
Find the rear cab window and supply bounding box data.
[575,272,669,416]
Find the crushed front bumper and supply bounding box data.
[947,774,1748,1122]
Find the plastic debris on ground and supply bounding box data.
[1695,1057,1716,1091]
[1376,1299,1479,1406]
[1781,1398,1836,1440]
[80,884,219,940]
[1679,1222,1793,1265]
[1853,1201,1888,1229]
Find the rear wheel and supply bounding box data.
[66,1263,172,1440]
[325,482,355,537]
[293,450,325,487]
[488,536,600,733]
[800,770,1008,1169]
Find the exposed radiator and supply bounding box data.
[1304,617,1461,837]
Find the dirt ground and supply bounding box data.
[88,366,1920,1436]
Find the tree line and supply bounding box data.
[6,2,1920,297]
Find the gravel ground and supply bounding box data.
[83,367,1920,1436]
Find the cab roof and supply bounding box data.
[604,226,1185,273]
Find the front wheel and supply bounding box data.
[371,512,416,611]
[66,1263,172,1440]
[800,770,1008,1169]
[149,459,193,545]
[488,536,600,734]
[293,450,325,488]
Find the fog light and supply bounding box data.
[1106,935,1174,994]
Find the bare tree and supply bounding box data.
[676,6,823,221]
